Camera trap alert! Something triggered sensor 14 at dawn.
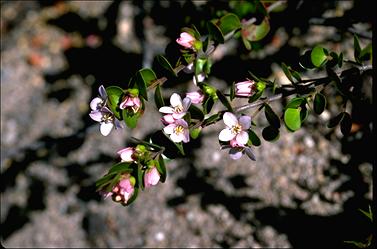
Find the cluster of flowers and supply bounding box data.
[89,86,142,136]
[100,146,161,205]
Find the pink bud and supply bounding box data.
[117,147,135,162]
[144,167,160,188]
[186,90,205,104]
[120,96,141,112]
[235,80,255,97]
[176,32,196,49]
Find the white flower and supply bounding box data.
[193,73,206,85]
[90,85,107,111]
[218,112,251,145]
[89,107,122,136]
[159,93,191,119]
[163,119,190,143]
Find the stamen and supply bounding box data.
[174,125,184,135]
[102,113,114,123]
[231,124,242,135]
[174,105,183,113]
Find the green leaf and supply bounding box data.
[262,126,280,142]
[340,112,352,136]
[154,84,165,109]
[95,173,117,189]
[202,113,221,127]
[327,112,344,128]
[216,90,234,112]
[299,50,316,69]
[360,43,372,61]
[358,206,373,222]
[313,93,327,115]
[338,52,343,68]
[230,81,235,101]
[108,162,133,175]
[286,97,306,109]
[156,55,177,76]
[207,20,225,43]
[188,105,204,121]
[248,70,262,82]
[190,127,202,139]
[284,108,301,131]
[137,163,144,190]
[243,17,270,42]
[354,35,361,63]
[195,58,207,76]
[135,68,157,100]
[281,62,294,83]
[264,104,281,128]
[123,109,141,129]
[218,13,241,36]
[157,155,167,183]
[248,129,261,146]
[311,45,328,67]
[106,86,124,119]
[203,96,215,114]
[248,88,264,103]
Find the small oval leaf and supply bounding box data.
[311,45,328,67]
[284,108,301,131]
[313,93,327,115]
[248,130,261,146]
[264,104,281,128]
[262,126,280,142]
[340,112,352,136]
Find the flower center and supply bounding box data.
[102,113,114,123]
[231,124,242,135]
[174,125,184,135]
[174,104,183,113]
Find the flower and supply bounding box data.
[117,147,135,162]
[90,85,107,111]
[221,144,256,161]
[186,90,205,104]
[218,112,251,145]
[89,107,122,136]
[144,167,160,188]
[176,32,196,49]
[159,93,191,119]
[120,95,141,113]
[163,118,190,143]
[100,174,135,205]
[235,80,256,97]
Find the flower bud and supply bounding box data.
[144,167,161,188]
[235,80,256,97]
[176,32,196,49]
[186,90,205,104]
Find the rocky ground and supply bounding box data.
[1,1,373,248]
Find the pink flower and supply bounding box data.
[218,112,251,145]
[163,118,190,143]
[159,93,191,119]
[235,80,256,97]
[186,90,205,104]
[144,167,160,188]
[89,107,122,136]
[101,174,135,204]
[176,32,196,49]
[193,73,206,85]
[120,95,141,113]
[117,147,135,162]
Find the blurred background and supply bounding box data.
[1,0,374,247]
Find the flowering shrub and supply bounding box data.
[89,1,372,209]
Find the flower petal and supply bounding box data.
[90,97,103,111]
[162,114,175,124]
[175,118,188,128]
[172,112,186,119]
[114,118,123,129]
[159,106,174,114]
[236,131,249,145]
[229,148,243,160]
[170,93,182,107]
[239,115,251,130]
[100,122,113,136]
[182,130,190,143]
[223,112,238,128]
[219,128,235,141]
[182,97,191,111]
[117,147,134,162]
[99,85,107,99]
[170,132,183,143]
[89,110,102,122]
[163,124,175,134]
